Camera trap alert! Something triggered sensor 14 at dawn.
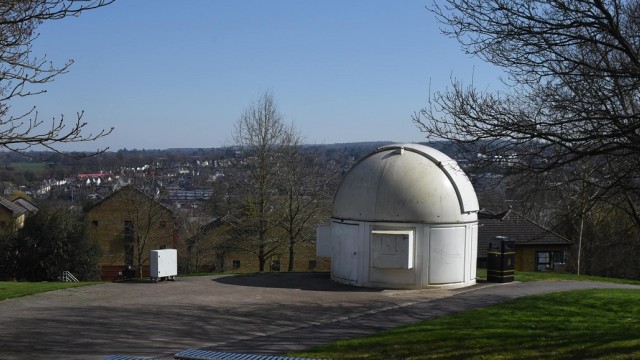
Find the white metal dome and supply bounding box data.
[332,143,479,223]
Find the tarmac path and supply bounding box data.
[0,272,638,359]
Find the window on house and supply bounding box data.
[124,221,134,239]
[553,251,565,265]
[536,251,553,272]
[124,221,134,266]
[92,220,99,227]
[232,260,240,269]
[270,259,281,272]
[308,260,317,270]
[159,220,166,228]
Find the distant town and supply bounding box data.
[0,142,398,212]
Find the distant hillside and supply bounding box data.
[305,141,393,149]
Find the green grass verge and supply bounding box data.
[293,288,640,359]
[0,281,100,301]
[514,271,640,284]
[474,268,640,285]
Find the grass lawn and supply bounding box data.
[474,268,640,285]
[293,288,640,359]
[0,281,100,301]
[514,271,640,284]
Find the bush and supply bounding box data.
[0,209,101,281]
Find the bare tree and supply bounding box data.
[231,92,298,271]
[276,141,337,272]
[414,0,640,228]
[120,185,174,278]
[0,1,113,156]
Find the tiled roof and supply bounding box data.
[185,214,238,246]
[0,197,27,217]
[478,209,572,258]
[84,184,172,214]
[12,197,39,216]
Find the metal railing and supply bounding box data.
[62,271,79,283]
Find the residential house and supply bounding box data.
[12,197,39,217]
[478,209,572,272]
[184,215,234,273]
[85,185,176,280]
[0,197,28,232]
[186,215,329,273]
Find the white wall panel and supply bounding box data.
[429,227,465,284]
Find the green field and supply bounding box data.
[4,162,48,172]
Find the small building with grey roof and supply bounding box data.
[478,209,572,272]
[0,197,29,232]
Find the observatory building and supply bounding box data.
[317,143,479,289]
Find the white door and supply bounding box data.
[331,222,359,282]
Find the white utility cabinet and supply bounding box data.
[150,249,177,282]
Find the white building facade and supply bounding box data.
[317,143,479,289]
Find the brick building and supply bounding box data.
[85,185,176,280]
[186,215,329,273]
[0,196,39,233]
[0,197,27,232]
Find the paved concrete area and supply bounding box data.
[1,272,639,359]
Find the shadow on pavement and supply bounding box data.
[212,272,383,292]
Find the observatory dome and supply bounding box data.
[332,143,479,224]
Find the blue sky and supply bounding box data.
[13,0,504,151]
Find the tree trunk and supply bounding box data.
[258,243,266,272]
[288,238,295,272]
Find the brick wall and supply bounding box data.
[516,245,569,272]
[221,243,330,273]
[185,223,329,273]
[85,186,176,280]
